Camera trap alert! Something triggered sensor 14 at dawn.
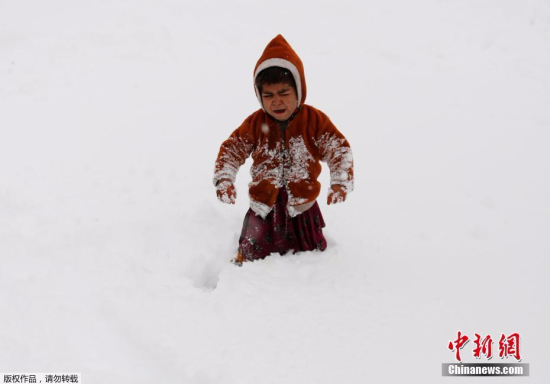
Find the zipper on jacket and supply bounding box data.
[278,120,289,187]
[275,107,298,189]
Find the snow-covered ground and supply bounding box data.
[2,0,550,382]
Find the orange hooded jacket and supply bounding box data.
[213,35,354,218]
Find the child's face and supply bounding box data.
[261,83,298,122]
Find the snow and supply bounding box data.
[2,0,550,383]
[286,136,315,182]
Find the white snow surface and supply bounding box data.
[2,0,550,383]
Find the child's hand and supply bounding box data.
[216,179,237,204]
[327,185,347,205]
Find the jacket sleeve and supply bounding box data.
[314,113,354,193]
[213,117,255,186]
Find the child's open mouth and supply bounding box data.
[273,109,286,114]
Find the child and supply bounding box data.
[213,35,354,265]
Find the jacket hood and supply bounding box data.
[254,35,307,109]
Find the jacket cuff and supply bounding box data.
[213,170,237,187]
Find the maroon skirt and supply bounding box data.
[238,187,327,261]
